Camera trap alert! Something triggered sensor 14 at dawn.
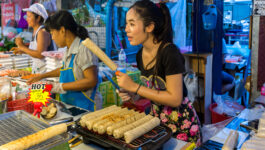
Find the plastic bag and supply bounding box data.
[184,72,204,103]
[213,93,224,114]
[0,77,11,100]
[202,117,234,143]
[213,93,242,116]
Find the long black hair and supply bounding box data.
[130,0,173,77]
[44,10,89,40]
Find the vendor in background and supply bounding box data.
[116,0,201,145]
[27,10,102,111]
[11,3,54,73]
[222,38,235,94]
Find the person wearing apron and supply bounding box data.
[11,3,53,73]
[27,10,102,111]
[29,25,47,73]
[59,53,97,111]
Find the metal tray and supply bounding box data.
[0,110,69,150]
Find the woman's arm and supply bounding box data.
[40,67,61,78]
[62,66,98,91]
[27,68,61,84]
[17,29,51,59]
[117,72,183,107]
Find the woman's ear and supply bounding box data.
[37,16,42,23]
[145,22,155,33]
[60,26,65,35]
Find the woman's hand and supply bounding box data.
[27,75,43,85]
[50,82,66,94]
[116,89,132,101]
[116,89,140,102]
[116,72,138,92]
[10,47,24,55]
[15,37,25,47]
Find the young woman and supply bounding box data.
[11,3,54,73]
[116,0,201,145]
[27,10,102,111]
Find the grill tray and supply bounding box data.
[0,110,69,150]
[76,124,172,150]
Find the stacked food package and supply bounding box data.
[0,55,32,69]
[13,56,32,70]
[42,51,64,81]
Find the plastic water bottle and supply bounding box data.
[118,49,127,73]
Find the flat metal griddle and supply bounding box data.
[76,123,172,150]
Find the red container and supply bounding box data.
[209,103,231,124]
[122,99,151,113]
[134,99,151,113]
[7,98,34,114]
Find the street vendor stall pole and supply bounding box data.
[250,15,265,102]
[105,0,115,57]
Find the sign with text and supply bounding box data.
[28,84,52,106]
[1,3,15,27]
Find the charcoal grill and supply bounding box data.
[0,110,69,150]
[76,123,172,150]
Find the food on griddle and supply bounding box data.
[0,123,67,150]
[106,112,145,135]
[79,105,117,127]
[97,109,136,134]
[93,108,136,133]
[41,103,57,119]
[79,105,161,143]
[113,115,153,139]
[124,117,160,143]
[85,107,122,130]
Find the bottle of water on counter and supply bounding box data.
[118,49,127,73]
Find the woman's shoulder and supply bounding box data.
[37,28,50,37]
[161,43,182,57]
[163,43,180,51]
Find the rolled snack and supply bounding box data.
[80,105,117,127]
[0,123,67,150]
[124,117,160,143]
[82,106,121,129]
[93,108,128,132]
[81,106,121,127]
[107,112,145,135]
[222,130,239,150]
[113,115,153,139]
[82,38,118,71]
[97,109,136,134]
[85,107,122,130]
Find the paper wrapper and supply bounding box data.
[82,38,118,71]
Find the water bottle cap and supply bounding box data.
[117,68,126,73]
